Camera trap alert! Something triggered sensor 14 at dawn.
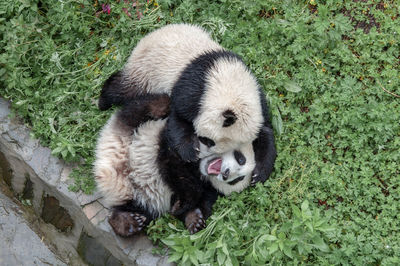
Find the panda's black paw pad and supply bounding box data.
[185,208,206,234]
[108,211,147,237]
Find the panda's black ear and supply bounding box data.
[222,110,237,127]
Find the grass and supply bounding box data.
[1,0,399,265]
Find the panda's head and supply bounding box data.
[199,142,255,195]
[192,55,264,155]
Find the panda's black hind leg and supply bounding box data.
[108,201,154,237]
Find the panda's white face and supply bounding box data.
[199,142,255,185]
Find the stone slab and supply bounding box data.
[0,192,66,266]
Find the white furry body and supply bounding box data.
[94,115,172,216]
[121,24,264,153]
[123,24,221,95]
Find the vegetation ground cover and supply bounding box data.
[1,0,399,264]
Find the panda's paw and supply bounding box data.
[108,211,147,237]
[177,135,200,162]
[251,166,268,186]
[171,200,192,217]
[185,208,206,234]
[170,199,182,216]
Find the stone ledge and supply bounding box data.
[0,98,170,266]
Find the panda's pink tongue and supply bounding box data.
[207,158,222,175]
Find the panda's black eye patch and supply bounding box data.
[198,136,215,148]
[234,150,246,165]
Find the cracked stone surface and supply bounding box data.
[0,191,66,266]
[0,98,171,265]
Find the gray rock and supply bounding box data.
[136,252,162,266]
[0,192,66,266]
[0,98,10,121]
[77,231,122,266]
[27,146,52,179]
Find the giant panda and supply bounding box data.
[94,94,256,236]
[99,24,277,187]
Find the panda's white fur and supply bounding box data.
[94,113,255,217]
[113,24,264,154]
[122,24,221,95]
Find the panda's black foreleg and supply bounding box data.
[108,200,155,237]
[167,174,204,217]
[166,113,200,162]
[198,183,219,220]
[173,183,219,234]
[251,125,277,185]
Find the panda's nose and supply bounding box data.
[222,169,230,180]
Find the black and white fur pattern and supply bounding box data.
[99,24,276,185]
[94,96,255,236]
[199,143,255,196]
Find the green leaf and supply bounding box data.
[61,149,68,159]
[51,146,63,155]
[182,252,189,263]
[278,241,284,251]
[301,200,309,212]
[260,234,277,242]
[67,145,76,158]
[291,204,301,218]
[189,254,199,266]
[222,243,229,256]
[167,252,182,263]
[272,111,283,135]
[161,239,175,246]
[167,223,180,231]
[312,235,330,252]
[217,250,226,265]
[284,80,302,93]
[306,221,314,233]
[283,246,293,258]
[225,256,234,266]
[268,242,279,254]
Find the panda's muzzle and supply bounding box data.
[222,168,230,181]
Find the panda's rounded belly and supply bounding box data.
[128,119,172,217]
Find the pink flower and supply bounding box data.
[122,7,131,17]
[101,3,111,15]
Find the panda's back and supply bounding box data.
[123,24,221,95]
[128,119,172,217]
